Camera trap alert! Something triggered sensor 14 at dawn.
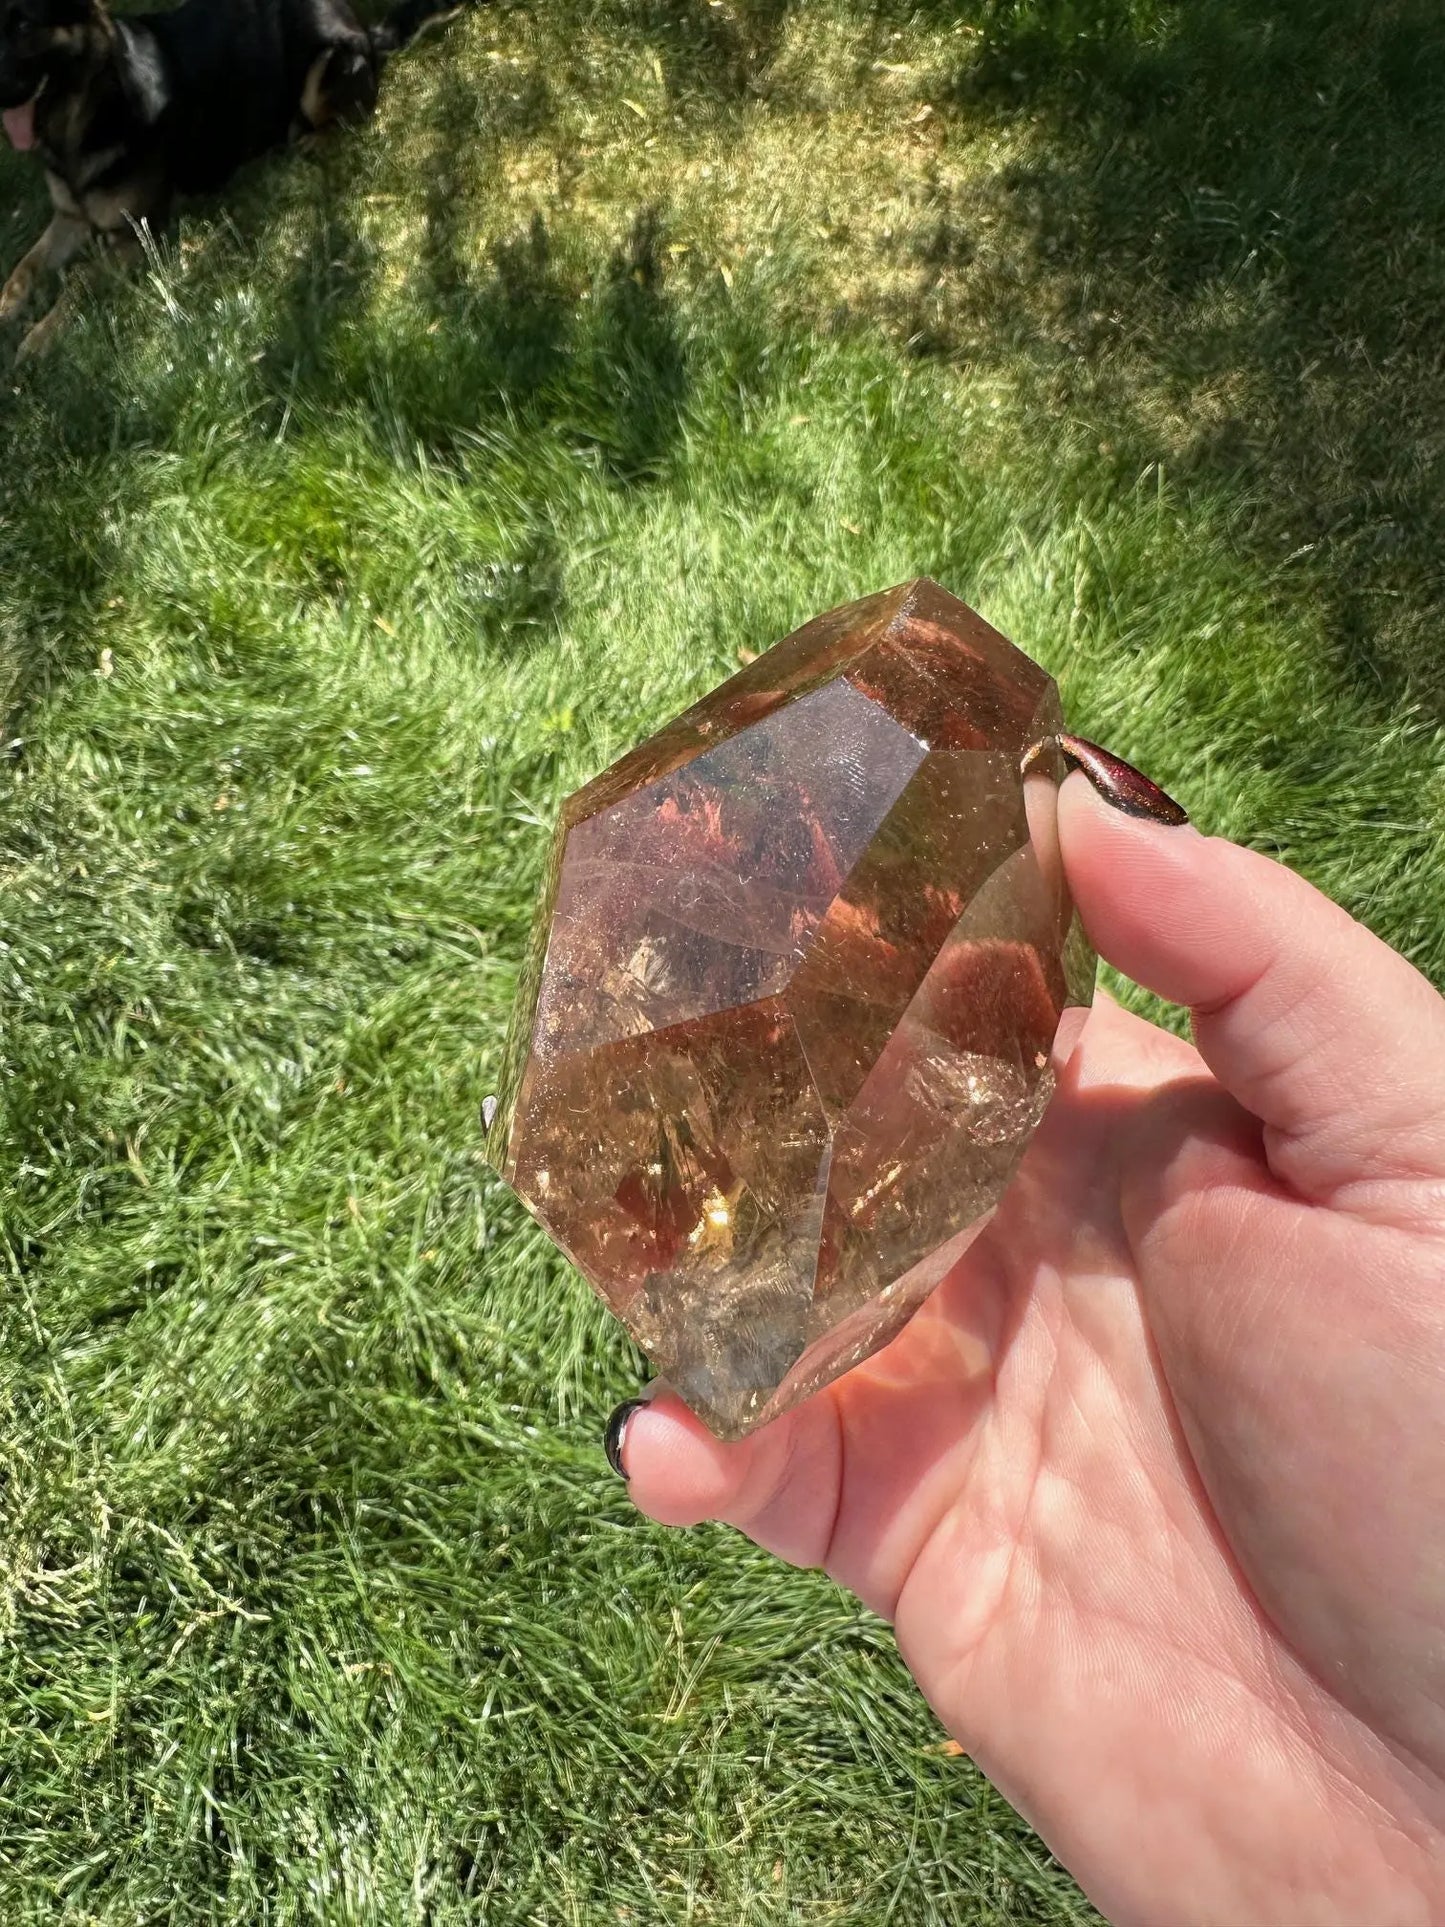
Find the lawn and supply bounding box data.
[1,0,1442,1918]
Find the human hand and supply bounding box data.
[612,757,1445,1926]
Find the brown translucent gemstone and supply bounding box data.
[487,580,1096,1439]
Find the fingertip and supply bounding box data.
[1058,761,1203,868]
[611,1391,755,1527]
[1060,764,1350,1010]
[1057,770,1226,1006]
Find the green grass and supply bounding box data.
[1,0,1443,1917]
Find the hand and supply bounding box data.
[615,766,1445,1926]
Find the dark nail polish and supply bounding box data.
[1055,734,1190,827]
[604,1398,651,1480]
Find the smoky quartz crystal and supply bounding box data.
[487,580,1096,1439]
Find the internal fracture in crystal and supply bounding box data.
[487,580,1096,1440]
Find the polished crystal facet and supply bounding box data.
[487,580,1096,1440]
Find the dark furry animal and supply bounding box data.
[0,0,466,358]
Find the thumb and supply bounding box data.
[1058,757,1445,1218]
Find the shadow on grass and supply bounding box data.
[606,0,800,99]
[0,72,691,721]
[250,14,688,482]
[880,0,1445,710]
[401,193,688,485]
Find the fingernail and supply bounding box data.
[1055,734,1190,827]
[604,1397,651,1481]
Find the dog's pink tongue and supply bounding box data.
[2,99,36,152]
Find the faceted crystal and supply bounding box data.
[487,580,1096,1439]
